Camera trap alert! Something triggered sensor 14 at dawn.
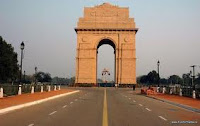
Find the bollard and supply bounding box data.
[31,86,34,94]
[54,85,56,91]
[179,88,182,96]
[157,87,159,93]
[41,85,43,93]
[58,85,61,90]
[170,88,173,94]
[193,90,196,99]
[18,85,22,95]
[162,87,165,94]
[48,85,51,92]
[0,87,3,98]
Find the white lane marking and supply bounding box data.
[145,108,152,111]
[75,99,78,101]
[49,111,57,116]
[28,124,34,126]
[133,100,136,102]
[70,102,73,104]
[62,105,67,108]
[139,104,143,106]
[159,116,167,121]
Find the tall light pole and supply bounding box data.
[24,70,26,83]
[20,42,25,84]
[35,67,37,84]
[157,60,160,87]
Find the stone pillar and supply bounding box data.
[48,85,51,92]
[41,85,43,93]
[179,88,182,96]
[31,86,34,94]
[54,85,57,91]
[58,85,61,90]
[193,90,196,99]
[170,88,173,94]
[0,87,3,98]
[162,87,165,94]
[18,85,22,95]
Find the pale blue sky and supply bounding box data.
[0,0,200,80]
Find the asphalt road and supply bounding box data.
[0,87,200,126]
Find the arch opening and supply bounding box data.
[97,39,116,53]
[97,39,116,87]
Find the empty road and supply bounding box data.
[0,87,199,126]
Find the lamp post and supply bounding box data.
[157,60,160,87]
[35,67,37,84]
[20,42,25,84]
[24,70,26,83]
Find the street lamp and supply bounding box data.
[157,60,160,87]
[20,42,25,84]
[24,70,26,83]
[35,67,37,84]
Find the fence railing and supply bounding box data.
[0,84,61,98]
[156,85,200,99]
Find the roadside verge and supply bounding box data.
[0,90,79,114]
[145,95,200,113]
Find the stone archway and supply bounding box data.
[96,39,116,86]
[75,3,138,86]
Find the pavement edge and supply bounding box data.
[145,95,200,113]
[0,90,80,115]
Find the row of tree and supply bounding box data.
[137,70,200,86]
[0,36,53,84]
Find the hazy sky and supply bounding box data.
[0,0,200,80]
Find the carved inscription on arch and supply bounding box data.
[90,11,118,17]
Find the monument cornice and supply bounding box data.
[75,28,138,33]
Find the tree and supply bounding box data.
[35,72,52,83]
[168,75,183,84]
[139,75,148,84]
[69,77,75,84]
[52,77,72,85]
[195,73,200,85]
[0,36,19,83]
[160,78,168,84]
[137,70,159,85]
[182,73,191,86]
[146,70,159,84]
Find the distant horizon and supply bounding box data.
[0,0,200,79]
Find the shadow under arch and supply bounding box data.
[97,39,116,54]
[96,39,116,87]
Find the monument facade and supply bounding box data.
[75,3,138,86]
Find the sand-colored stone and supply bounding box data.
[75,3,138,86]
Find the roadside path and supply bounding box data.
[0,89,74,109]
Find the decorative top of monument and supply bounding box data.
[76,3,136,29]
[95,2,118,8]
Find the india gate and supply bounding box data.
[75,3,138,86]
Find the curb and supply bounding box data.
[0,90,80,115]
[145,95,200,113]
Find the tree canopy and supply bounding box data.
[137,70,159,84]
[0,36,19,83]
[35,72,52,83]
